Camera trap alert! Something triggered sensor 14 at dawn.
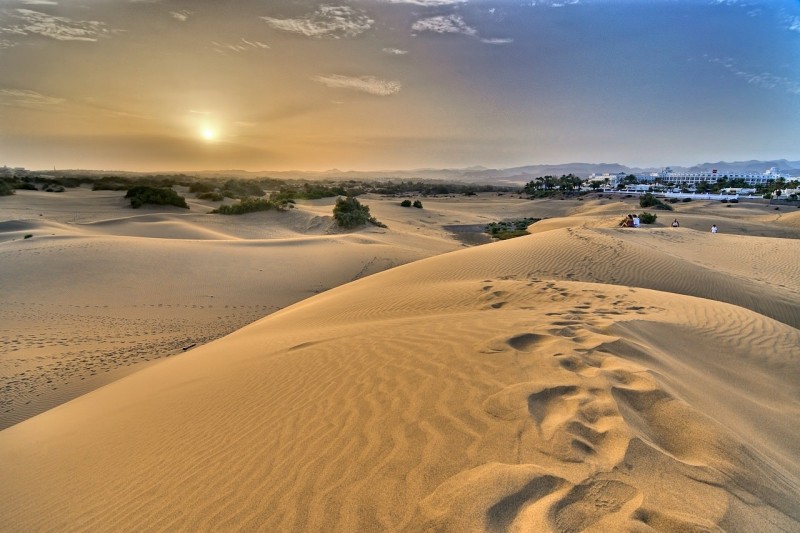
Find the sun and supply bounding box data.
[201,128,215,141]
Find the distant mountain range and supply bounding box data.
[41,159,800,185]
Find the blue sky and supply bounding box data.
[0,0,798,171]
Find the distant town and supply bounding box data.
[2,163,799,203]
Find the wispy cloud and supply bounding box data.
[1,9,115,42]
[709,56,800,96]
[382,0,466,5]
[382,47,408,55]
[312,74,401,96]
[412,15,477,37]
[786,15,800,33]
[0,39,18,49]
[20,0,59,5]
[261,5,373,39]
[212,38,270,53]
[480,37,513,45]
[525,0,580,6]
[0,88,65,105]
[412,14,512,44]
[169,11,191,22]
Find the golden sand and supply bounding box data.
[1,187,798,531]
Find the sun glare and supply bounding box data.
[202,128,215,141]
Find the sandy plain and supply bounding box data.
[0,186,799,531]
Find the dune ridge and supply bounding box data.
[1,219,798,531]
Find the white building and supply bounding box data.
[586,172,627,188]
[643,167,793,187]
[0,166,28,177]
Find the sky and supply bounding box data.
[0,0,798,172]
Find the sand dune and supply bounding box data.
[0,194,800,531]
[1,189,526,428]
[1,192,799,531]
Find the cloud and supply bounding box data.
[20,0,59,5]
[169,11,191,22]
[382,47,408,55]
[787,16,800,33]
[412,14,511,44]
[0,88,65,105]
[1,9,115,42]
[212,38,270,53]
[525,0,580,5]
[480,37,513,45]
[709,56,800,96]
[412,15,477,37]
[261,5,373,39]
[0,39,18,48]
[312,74,401,96]
[382,0,466,5]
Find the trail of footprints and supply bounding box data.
[438,279,715,530]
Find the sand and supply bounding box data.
[0,188,798,531]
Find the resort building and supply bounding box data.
[642,167,793,187]
[588,167,795,189]
[0,166,28,178]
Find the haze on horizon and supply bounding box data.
[1,0,798,173]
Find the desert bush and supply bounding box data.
[413,200,423,208]
[400,199,412,207]
[639,193,672,210]
[197,191,224,201]
[221,179,265,199]
[682,197,692,202]
[18,182,38,190]
[333,196,383,228]
[485,217,540,239]
[189,182,216,193]
[638,212,657,224]
[211,197,279,215]
[0,180,14,196]
[125,186,188,209]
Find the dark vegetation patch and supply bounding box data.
[125,186,189,209]
[333,196,385,228]
[211,197,282,215]
[639,193,673,211]
[485,217,541,240]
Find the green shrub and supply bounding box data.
[221,179,265,199]
[413,200,423,208]
[211,197,279,215]
[125,186,188,209]
[400,199,412,207]
[189,182,216,193]
[638,212,657,224]
[17,182,38,191]
[682,197,692,202]
[333,196,384,228]
[0,180,15,196]
[484,217,540,239]
[197,191,224,201]
[639,193,672,210]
